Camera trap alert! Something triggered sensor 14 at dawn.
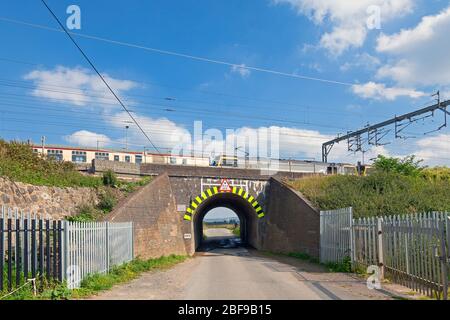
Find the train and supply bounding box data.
[32,144,372,176]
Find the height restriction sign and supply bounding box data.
[219,179,232,192]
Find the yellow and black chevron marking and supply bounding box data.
[183,186,265,221]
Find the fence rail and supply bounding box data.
[320,207,449,300]
[1,205,134,295]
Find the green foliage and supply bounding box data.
[0,139,101,187]
[117,176,152,193]
[102,170,117,187]
[1,255,187,300]
[325,256,352,273]
[71,255,188,298]
[66,205,98,222]
[98,189,117,213]
[287,252,320,264]
[373,155,425,177]
[290,170,450,218]
[421,167,450,181]
[232,226,240,237]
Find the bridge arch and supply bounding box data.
[184,187,265,250]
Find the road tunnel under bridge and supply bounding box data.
[187,191,264,251]
[105,173,320,259]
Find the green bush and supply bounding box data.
[102,170,117,187]
[421,167,450,181]
[289,170,450,218]
[0,139,101,187]
[98,189,117,213]
[66,204,99,222]
[325,256,352,273]
[373,155,424,177]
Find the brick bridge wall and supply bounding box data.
[104,173,190,259]
[104,171,320,258]
[93,159,315,180]
[259,178,320,257]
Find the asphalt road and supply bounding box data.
[89,228,395,300]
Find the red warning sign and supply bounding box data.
[219,179,232,192]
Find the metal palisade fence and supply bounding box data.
[65,221,133,289]
[319,207,353,264]
[0,205,134,296]
[0,206,63,294]
[320,207,450,300]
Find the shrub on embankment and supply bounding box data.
[0,140,151,221]
[0,139,101,187]
[289,156,450,218]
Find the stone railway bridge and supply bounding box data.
[100,161,320,259]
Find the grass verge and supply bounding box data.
[71,254,188,299]
[0,255,188,300]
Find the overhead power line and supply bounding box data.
[0,73,394,120]
[39,0,161,153]
[0,16,355,87]
[322,97,450,162]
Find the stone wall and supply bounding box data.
[0,177,98,219]
[93,159,140,176]
[105,173,189,259]
[260,177,320,258]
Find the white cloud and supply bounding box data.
[351,82,426,100]
[413,134,450,166]
[107,112,192,153]
[375,6,450,87]
[24,66,137,107]
[274,0,414,55]
[340,53,381,72]
[230,64,251,78]
[64,130,111,148]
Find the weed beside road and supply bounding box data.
[0,255,188,300]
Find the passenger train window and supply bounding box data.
[47,149,63,161]
[135,155,142,164]
[71,151,86,163]
[95,152,109,161]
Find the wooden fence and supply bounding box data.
[320,208,449,299]
[1,205,134,296]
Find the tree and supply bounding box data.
[373,155,425,177]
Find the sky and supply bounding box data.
[0,0,450,166]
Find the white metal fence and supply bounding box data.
[320,208,450,299]
[319,207,353,264]
[352,217,381,270]
[64,221,133,289]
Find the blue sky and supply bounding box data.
[0,0,450,165]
